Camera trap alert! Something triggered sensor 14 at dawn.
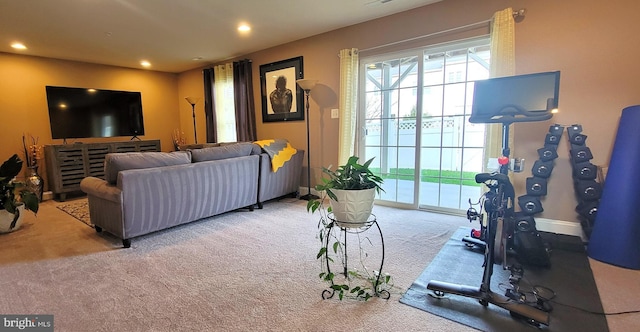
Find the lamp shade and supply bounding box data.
[296,79,318,91]
[185,97,200,105]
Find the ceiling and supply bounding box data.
[0,0,441,73]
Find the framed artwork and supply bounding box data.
[259,56,304,122]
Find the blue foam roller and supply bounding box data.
[587,105,640,269]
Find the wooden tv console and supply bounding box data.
[44,140,161,201]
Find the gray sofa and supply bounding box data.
[80,142,303,247]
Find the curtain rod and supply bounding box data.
[358,8,526,54]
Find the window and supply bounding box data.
[214,63,237,142]
[360,37,490,213]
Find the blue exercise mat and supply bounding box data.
[588,105,640,269]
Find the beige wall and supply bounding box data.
[181,0,640,222]
[3,0,638,223]
[0,53,180,187]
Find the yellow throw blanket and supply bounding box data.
[254,139,297,172]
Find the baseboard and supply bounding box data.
[42,191,54,201]
[299,187,587,241]
[299,186,321,198]
[534,217,587,242]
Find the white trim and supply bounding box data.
[300,186,321,198]
[534,218,587,242]
[302,192,588,242]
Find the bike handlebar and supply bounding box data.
[468,104,554,124]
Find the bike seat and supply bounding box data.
[475,172,515,199]
[475,172,510,184]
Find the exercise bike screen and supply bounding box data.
[469,71,560,123]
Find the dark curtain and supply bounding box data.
[203,68,217,143]
[233,59,257,142]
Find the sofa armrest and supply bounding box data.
[80,176,122,203]
[258,150,304,204]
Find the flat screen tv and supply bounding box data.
[46,86,145,139]
[469,71,560,124]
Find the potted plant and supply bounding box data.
[307,155,384,227]
[0,154,39,233]
[307,156,391,300]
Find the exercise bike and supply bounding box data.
[426,72,561,327]
[427,170,550,326]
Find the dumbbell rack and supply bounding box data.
[512,124,566,267]
[566,124,602,238]
[518,123,602,240]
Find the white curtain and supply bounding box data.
[484,8,516,172]
[213,63,237,142]
[338,48,359,165]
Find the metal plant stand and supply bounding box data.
[321,213,390,300]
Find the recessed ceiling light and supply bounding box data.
[11,42,27,50]
[192,56,203,61]
[238,24,251,33]
[140,60,151,68]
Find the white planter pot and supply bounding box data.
[330,188,376,227]
[0,205,25,233]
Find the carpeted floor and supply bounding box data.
[1,198,639,331]
[400,227,608,331]
[0,198,475,332]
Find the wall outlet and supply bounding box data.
[331,109,339,119]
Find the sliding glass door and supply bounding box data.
[360,38,490,213]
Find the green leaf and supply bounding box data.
[4,200,16,214]
[21,191,39,214]
[0,154,23,180]
[326,257,334,263]
[332,241,339,253]
[316,247,327,259]
[326,189,338,202]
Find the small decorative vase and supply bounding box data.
[0,205,25,233]
[26,165,44,202]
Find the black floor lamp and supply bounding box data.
[185,97,200,144]
[296,79,319,201]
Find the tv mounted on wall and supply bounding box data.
[469,71,560,124]
[45,86,145,140]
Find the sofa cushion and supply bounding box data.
[190,142,255,162]
[104,151,192,184]
[178,143,220,151]
[218,141,262,155]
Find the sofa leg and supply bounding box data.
[257,202,263,209]
[95,226,103,233]
[249,205,254,212]
[122,239,131,248]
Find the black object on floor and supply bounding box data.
[400,227,608,332]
